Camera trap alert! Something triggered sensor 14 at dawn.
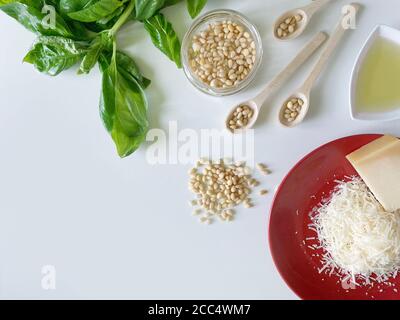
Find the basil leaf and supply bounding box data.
[23,36,87,76]
[135,0,164,20]
[79,41,103,74]
[99,54,115,132]
[0,2,75,38]
[163,0,182,7]
[68,0,127,22]
[59,0,96,15]
[115,51,151,88]
[79,32,112,74]
[144,13,182,68]
[97,4,125,24]
[99,53,149,158]
[186,0,207,18]
[1,0,53,6]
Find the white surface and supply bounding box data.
[0,0,399,300]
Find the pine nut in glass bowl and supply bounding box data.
[181,9,263,96]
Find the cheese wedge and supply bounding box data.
[346,135,400,212]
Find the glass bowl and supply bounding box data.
[181,9,263,97]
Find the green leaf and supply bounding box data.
[135,0,164,20]
[96,4,125,24]
[23,36,87,76]
[186,0,206,18]
[115,51,151,88]
[59,0,96,15]
[99,54,115,132]
[143,13,182,68]
[0,2,75,38]
[79,32,112,74]
[68,0,127,22]
[99,52,149,158]
[101,50,151,88]
[79,41,104,74]
[0,0,14,5]
[163,0,182,7]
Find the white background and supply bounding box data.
[1,0,400,300]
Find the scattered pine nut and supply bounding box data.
[188,159,269,224]
[225,209,235,217]
[200,217,213,225]
[223,157,233,164]
[192,209,202,216]
[256,163,267,171]
[250,178,260,187]
[244,201,253,209]
[235,160,246,167]
[189,200,198,207]
[260,168,271,176]
[260,189,268,196]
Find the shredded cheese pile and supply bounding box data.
[310,178,400,285]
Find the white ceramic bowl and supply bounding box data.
[350,25,400,121]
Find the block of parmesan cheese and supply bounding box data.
[346,135,400,212]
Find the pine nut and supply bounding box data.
[188,20,257,90]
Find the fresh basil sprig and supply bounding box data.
[0,0,208,157]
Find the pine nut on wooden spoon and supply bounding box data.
[226,31,328,133]
[279,3,361,128]
[273,0,332,41]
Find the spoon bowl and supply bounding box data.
[225,101,259,133]
[273,0,331,41]
[273,9,308,41]
[279,93,310,127]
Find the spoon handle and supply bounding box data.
[303,0,332,17]
[254,32,328,106]
[301,3,360,92]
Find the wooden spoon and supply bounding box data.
[278,3,361,128]
[226,32,328,133]
[273,0,332,41]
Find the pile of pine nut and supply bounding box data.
[276,14,303,39]
[283,98,304,122]
[188,20,257,89]
[188,158,271,225]
[228,105,254,131]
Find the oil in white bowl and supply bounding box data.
[355,37,400,113]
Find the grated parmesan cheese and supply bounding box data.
[310,177,400,286]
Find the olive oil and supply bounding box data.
[355,37,400,113]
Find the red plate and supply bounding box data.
[269,134,400,300]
